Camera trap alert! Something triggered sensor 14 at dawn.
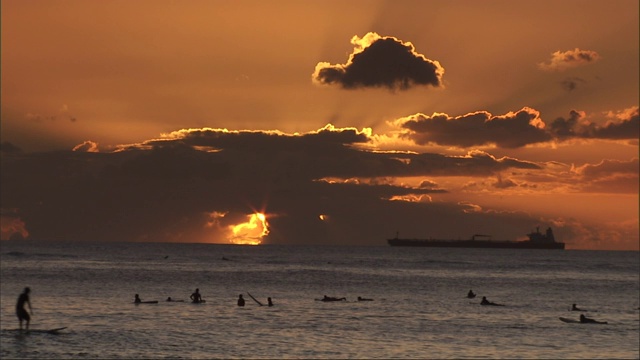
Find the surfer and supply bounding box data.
[16,287,33,331]
[579,314,605,324]
[357,296,373,301]
[134,294,142,303]
[322,295,346,302]
[190,288,203,303]
[237,294,245,307]
[571,303,584,311]
[467,290,476,299]
[267,297,273,307]
[480,296,503,306]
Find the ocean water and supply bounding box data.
[1,240,638,359]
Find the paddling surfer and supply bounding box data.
[237,294,245,307]
[467,290,476,298]
[190,288,203,303]
[267,297,273,307]
[579,314,604,323]
[16,287,33,331]
[480,296,503,306]
[134,294,142,303]
[571,303,585,311]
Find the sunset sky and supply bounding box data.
[1,0,638,250]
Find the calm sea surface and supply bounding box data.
[1,241,638,359]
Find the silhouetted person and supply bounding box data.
[579,314,604,323]
[571,303,583,311]
[357,296,373,301]
[481,296,503,306]
[134,294,142,303]
[467,290,476,298]
[322,295,346,302]
[16,287,32,331]
[190,288,203,303]
[237,294,245,306]
[267,297,273,307]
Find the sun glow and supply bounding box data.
[228,213,269,245]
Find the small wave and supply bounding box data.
[4,251,26,257]
[2,251,78,259]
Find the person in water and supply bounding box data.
[357,296,373,301]
[16,287,33,331]
[571,303,584,311]
[480,296,502,306]
[190,288,203,303]
[322,295,346,302]
[579,314,603,323]
[267,297,273,307]
[467,290,476,298]
[134,294,142,303]
[237,294,245,307]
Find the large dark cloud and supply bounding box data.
[0,126,542,245]
[313,32,444,91]
[548,107,639,140]
[398,107,640,149]
[398,108,551,148]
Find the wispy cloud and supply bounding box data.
[538,48,600,71]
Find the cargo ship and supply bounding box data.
[387,226,565,249]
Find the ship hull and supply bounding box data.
[387,239,565,249]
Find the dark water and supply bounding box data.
[1,241,638,359]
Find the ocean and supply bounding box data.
[1,240,638,359]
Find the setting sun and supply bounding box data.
[228,213,269,245]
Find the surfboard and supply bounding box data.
[247,292,263,306]
[41,327,67,334]
[8,327,68,334]
[559,317,607,324]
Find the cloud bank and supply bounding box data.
[0,124,546,245]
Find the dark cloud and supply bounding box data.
[575,158,639,194]
[0,126,542,245]
[560,77,586,91]
[538,48,600,71]
[549,107,639,140]
[312,32,444,91]
[398,108,551,148]
[547,109,585,138]
[398,107,640,149]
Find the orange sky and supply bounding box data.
[1,0,638,250]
